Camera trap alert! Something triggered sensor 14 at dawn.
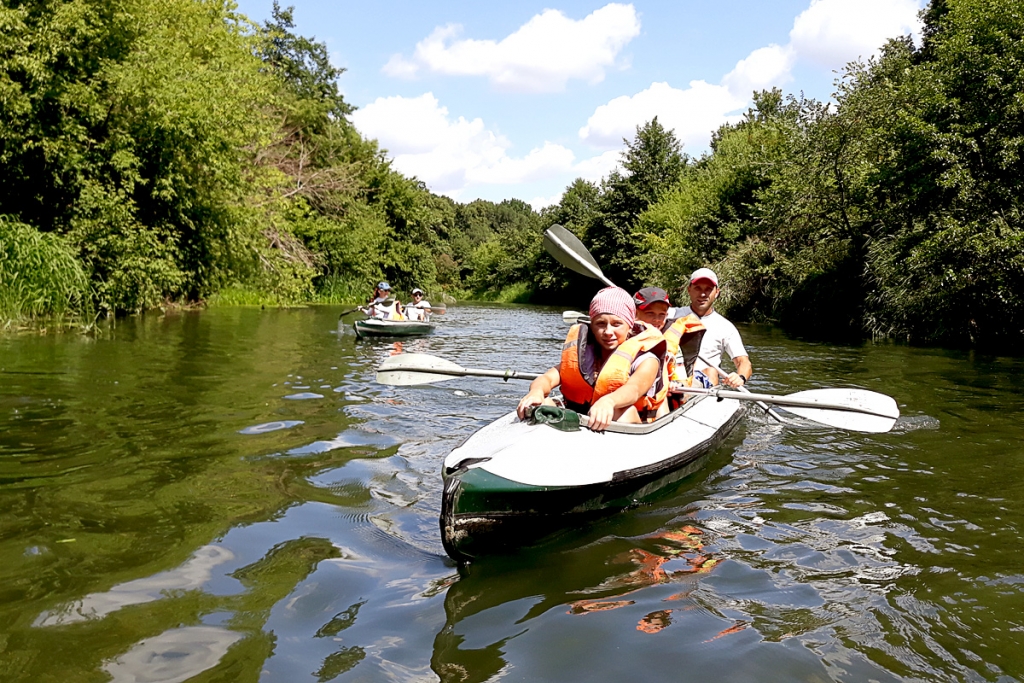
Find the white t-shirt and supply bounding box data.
[369,300,402,320]
[406,300,431,321]
[669,307,747,371]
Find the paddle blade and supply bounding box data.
[782,388,899,433]
[376,353,465,386]
[337,307,362,319]
[543,225,614,286]
[561,310,588,324]
[427,303,447,315]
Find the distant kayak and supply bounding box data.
[439,394,743,562]
[353,318,435,339]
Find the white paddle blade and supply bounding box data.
[376,353,465,386]
[782,388,899,433]
[561,310,587,324]
[543,225,614,286]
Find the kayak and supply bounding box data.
[440,394,743,562]
[353,318,434,339]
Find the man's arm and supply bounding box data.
[721,355,752,388]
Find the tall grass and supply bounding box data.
[470,281,534,304]
[308,272,364,304]
[0,216,90,324]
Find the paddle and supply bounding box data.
[376,353,898,433]
[562,310,587,324]
[670,385,898,433]
[543,225,615,287]
[376,353,541,386]
[411,302,446,315]
[339,297,398,319]
[697,353,786,422]
[338,306,364,319]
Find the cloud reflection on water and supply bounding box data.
[102,625,242,683]
[34,545,234,627]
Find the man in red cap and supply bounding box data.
[673,268,753,388]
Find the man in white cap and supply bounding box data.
[671,268,752,388]
[406,287,432,321]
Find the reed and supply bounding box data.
[0,217,89,324]
[309,272,364,304]
[471,281,534,304]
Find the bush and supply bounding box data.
[0,217,89,322]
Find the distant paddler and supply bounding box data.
[363,281,405,320]
[516,287,667,431]
[405,287,432,321]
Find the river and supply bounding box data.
[1,304,1022,682]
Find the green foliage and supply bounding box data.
[637,0,1024,346]
[0,0,290,314]
[642,90,797,299]
[0,216,89,321]
[587,117,687,289]
[460,199,544,296]
[3,0,1020,348]
[258,1,352,124]
[867,214,1024,344]
[533,179,601,302]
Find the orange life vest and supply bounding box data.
[559,322,668,419]
[662,314,706,381]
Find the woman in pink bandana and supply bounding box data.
[516,287,666,431]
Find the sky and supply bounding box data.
[232,0,925,208]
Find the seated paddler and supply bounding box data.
[516,286,667,431]
[362,281,406,320]
[633,286,710,407]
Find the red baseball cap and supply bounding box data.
[632,287,672,309]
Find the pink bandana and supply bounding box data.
[588,287,636,328]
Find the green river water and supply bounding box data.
[1,304,1022,682]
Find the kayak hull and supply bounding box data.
[440,395,743,562]
[353,318,434,338]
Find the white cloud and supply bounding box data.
[472,142,575,185]
[722,44,796,98]
[789,0,923,67]
[529,192,565,210]
[579,81,746,151]
[382,3,641,93]
[351,93,575,196]
[355,0,927,199]
[578,0,924,155]
[573,149,624,182]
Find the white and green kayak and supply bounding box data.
[353,318,434,339]
[440,394,743,562]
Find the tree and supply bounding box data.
[587,117,687,289]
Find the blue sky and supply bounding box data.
[233,0,924,207]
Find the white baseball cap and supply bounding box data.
[689,268,719,286]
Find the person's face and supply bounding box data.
[636,301,669,329]
[687,279,718,315]
[590,313,631,351]
[412,292,423,302]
